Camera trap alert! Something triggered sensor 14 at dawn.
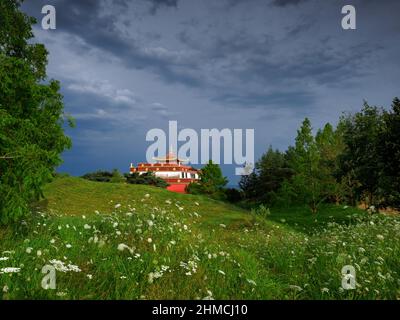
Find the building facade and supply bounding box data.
[130,151,200,193]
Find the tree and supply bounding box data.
[187,160,228,196]
[239,171,259,200]
[0,1,72,223]
[338,103,384,207]
[315,123,345,203]
[378,97,400,208]
[224,188,243,203]
[287,118,330,213]
[255,146,293,203]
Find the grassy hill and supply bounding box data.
[0,176,399,299]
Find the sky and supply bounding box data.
[21,0,400,185]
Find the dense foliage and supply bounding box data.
[240,99,400,213]
[187,160,228,198]
[125,172,169,188]
[0,0,72,224]
[82,170,125,183]
[82,170,169,188]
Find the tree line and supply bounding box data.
[239,99,400,213]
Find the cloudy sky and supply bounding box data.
[22,0,400,184]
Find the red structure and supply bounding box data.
[130,151,200,193]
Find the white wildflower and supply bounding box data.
[0,267,21,274]
[289,285,303,292]
[117,243,134,254]
[203,290,214,300]
[247,279,257,286]
[56,292,67,297]
[67,264,81,272]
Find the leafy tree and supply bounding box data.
[287,118,330,213]
[238,171,259,200]
[378,97,400,208]
[315,123,345,203]
[255,146,293,203]
[238,147,292,204]
[187,160,228,196]
[0,1,72,224]
[338,103,384,207]
[224,188,243,203]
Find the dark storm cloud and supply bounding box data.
[145,0,179,14]
[213,91,315,110]
[19,0,400,180]
[271,0,309,7]
[22,0,390,104]
[22,0,199,86]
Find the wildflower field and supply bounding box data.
[0,176,399,300]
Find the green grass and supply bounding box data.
[0,176,399,300]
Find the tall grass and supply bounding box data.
[0,177,399,299]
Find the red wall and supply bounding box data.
[167,184,187,194]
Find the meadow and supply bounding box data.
[0,176,399,300]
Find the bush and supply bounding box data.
[225,188,243,203]
[125,172,169,188]
[81,170,115,183]
[251,204,271,219]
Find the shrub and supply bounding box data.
[81,170,114,183]
[251,204,271,219]
[125,172,169,188]
[225,188,243,203]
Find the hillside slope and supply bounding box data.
[1,176,399,300]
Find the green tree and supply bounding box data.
[338,102,384,207]
[288,118,329,213]
[239,171,259,200]
[378,97,400,208]
[255,146,293,203]
[0,1,72,223]
[315,123,345,203]
[188,160,227,196]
